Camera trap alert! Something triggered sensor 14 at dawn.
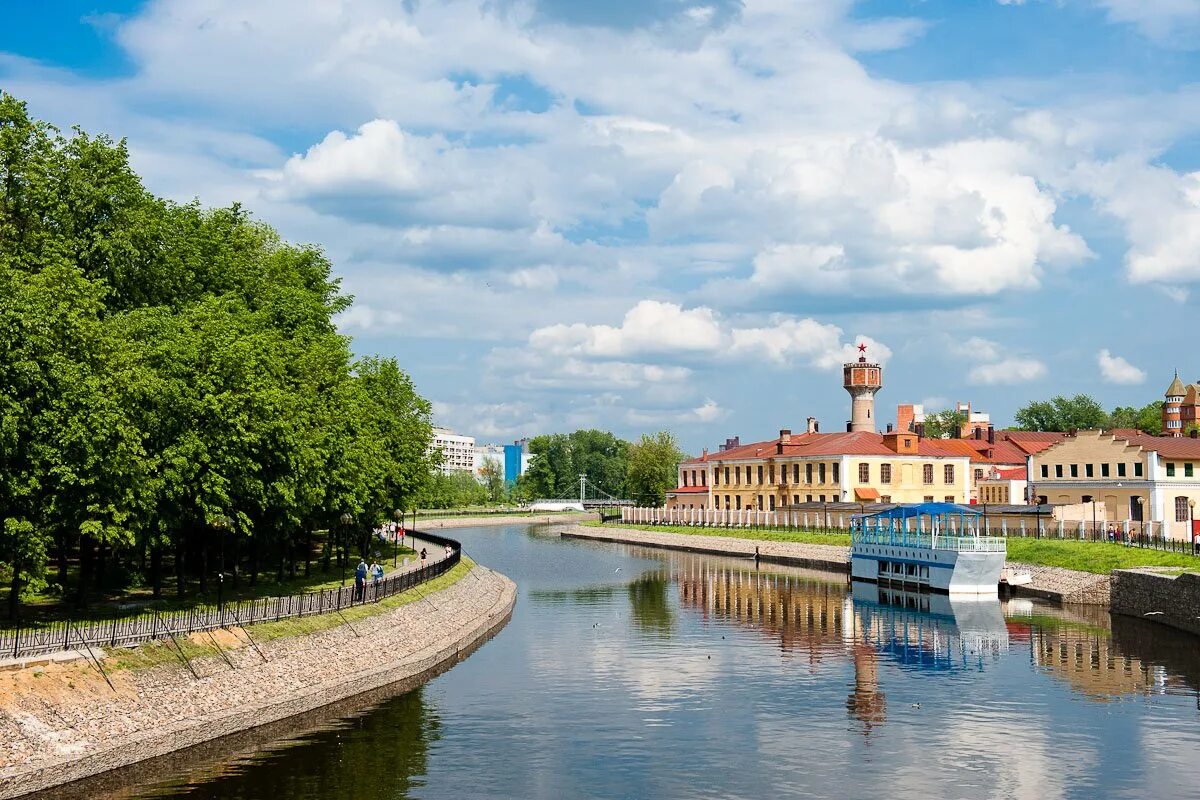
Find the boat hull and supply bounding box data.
[850,543,1005,595]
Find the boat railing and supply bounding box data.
[851,531,1007,552]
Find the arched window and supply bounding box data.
[1176,496,1190,523]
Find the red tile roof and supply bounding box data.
[667,485,710,494]
[989,467,1028,481]
[683,430,976,462]
[1113,432,1200,459]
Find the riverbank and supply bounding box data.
[0,563,516,800]
[561,523,1111,605]
[419,512,593,530]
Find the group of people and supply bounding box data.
[351,540,457,601]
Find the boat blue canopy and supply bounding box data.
[858,502,981,520]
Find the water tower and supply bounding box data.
[844,343,882,433]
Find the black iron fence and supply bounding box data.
[0,530,462,660]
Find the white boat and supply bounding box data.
[850,503,1007,596]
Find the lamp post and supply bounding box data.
[982,503,989,538]
[1091,499,1098,543]
[339,512,353,585]
[1136,497,1145,547]
[393,508,402,568]
[1190,499,1196,555]
[823,501,830,532]
[211,515,231,615]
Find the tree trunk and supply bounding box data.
[175,534,186,598]
[249,532,259,586]
[199,534,209,594]
[76,535,94,606]
[55,531,69,593]
[151,542,162,599]
[305,526,312,578]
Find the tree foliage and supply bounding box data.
[0,94,437,616]
[626,432,684,507]
[1014,395,1163,434]
[523,430,631,500]
[921,409,967,439]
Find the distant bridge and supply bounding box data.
[530,474,633,512]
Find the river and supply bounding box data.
[87,523,1200,799]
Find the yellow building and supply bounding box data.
[671,427,972,511]
[1028,429,1200,539]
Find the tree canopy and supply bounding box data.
[522,430,631,500]
[626,432,685,507]
[1013,395,1162,434]
[0,93,436,617]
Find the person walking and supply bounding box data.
[371,561,383,584]
[420,547,428,566]
[355,559,368,602]
[444,543,453,560]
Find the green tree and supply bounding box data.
[626,431,684,507]
[1013,395,1109,432]
[479,457,505,503]
[524,430,630,500]
[922,409,967,439]
[1108,401,1162,434]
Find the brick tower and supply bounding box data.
[1164,371,1186,436]
[844,343,882,433]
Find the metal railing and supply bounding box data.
[0,530,462,660]
[851,531,1007,552]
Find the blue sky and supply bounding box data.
[4,0,1200,453]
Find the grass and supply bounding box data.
[106,556,475,671]
[590,521,1200,575]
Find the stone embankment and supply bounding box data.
[0,564,515,800]
[1111,569,1200,637]
[419,512,592,530]
[561,524,1111,606]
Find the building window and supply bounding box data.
[945,495,954,503]
[768,465,775,484]
[793,495,800,505]
[682,472,689,487]
[724,467,730,484]
[1102,463,1110,478]
[974,469,983,482]
[1085,464,1094,478]
[1167,462,1176,477]
[923,464,934,484]
[1041,464,1049,479]
[881,464,892,484]
[859,463,870,483]
[1082,495,1092,503]
[1176,496,1190,523]
[819,495,826,502]
[1135,463,1144,477]
[1055,464,1064,478]
[1070,464,1078,478]
[1188,463,1195,478]
[880,495,891,503]
[924,495,935,503]
[735,495,742,509]
[757,465,764,484]
[746,466,752,483]
[944,464,955,484]
[819,463,827,484]
[806,463,814,484]
[758,495,764,509]
[832,463,840,483]
[724,495,730,509]
[793,464,800,483]
[806,494,813,502]
[768,495,776,511]
[1118,463,1127,477]
[701,471,707,486]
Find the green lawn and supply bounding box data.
[590,521,1200,575]
[107,556,476,671]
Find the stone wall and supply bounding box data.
[1111,569,1200,637]
[0,565,515,800]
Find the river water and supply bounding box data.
[105,524,1200,799]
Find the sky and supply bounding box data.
[3,0,1200,454]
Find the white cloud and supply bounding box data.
[953,336,1004,362]
[1094,0,1200,44]
[527,300,889,369]
[969,358,1047,385]
[1097,349,1147,384]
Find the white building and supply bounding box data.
[432,427,475,474]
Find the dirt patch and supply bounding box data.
[0,660,134,708]
[185,629,245,650]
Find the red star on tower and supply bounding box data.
[857,343,867,353]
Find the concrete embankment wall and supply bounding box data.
[1111,569,1200,637]
[561,524,1111,606]
[0,565,516,800]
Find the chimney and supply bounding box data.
[974,427,982,440]
[780,429,791,445]
[806,416,818,434]
[702,447,709,457]
[915,422,926,438]
[846,421,853,433]
[886,423,894,433]
[897,404,915,434]
[1192,429,1198,439]
[988,426,995,445]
